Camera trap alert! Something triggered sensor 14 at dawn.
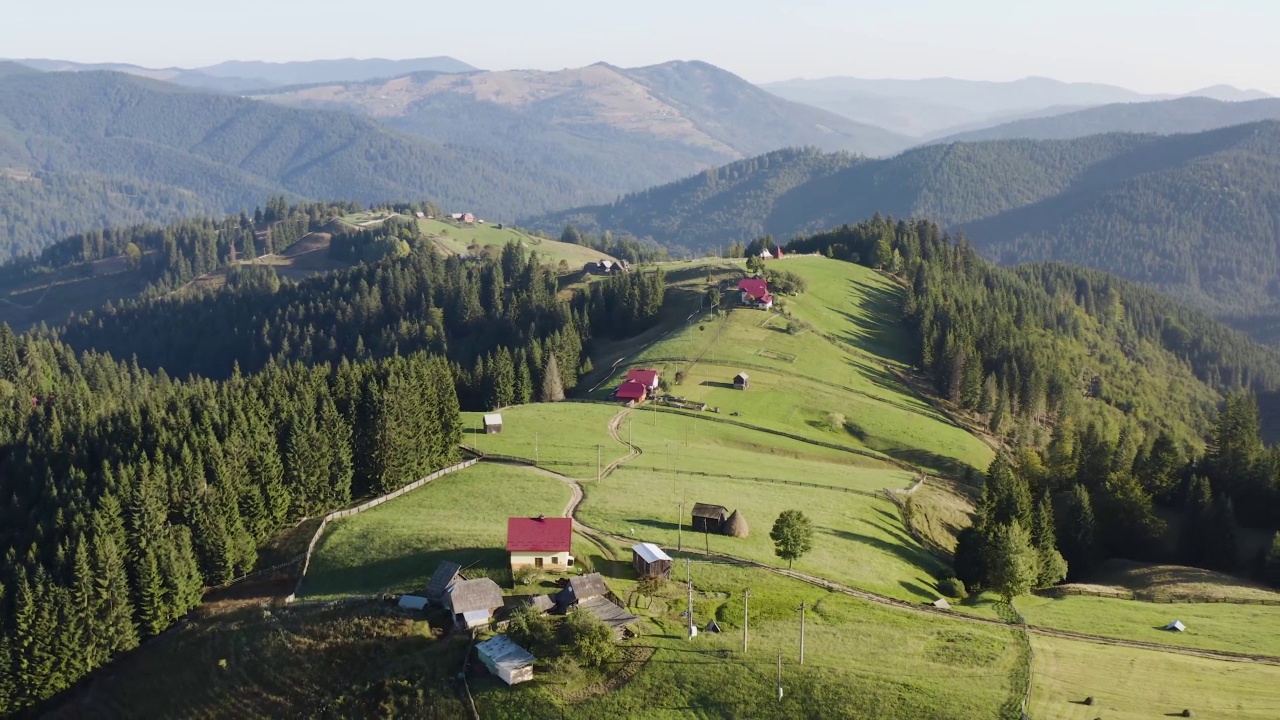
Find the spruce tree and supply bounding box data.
[983,521,1041,603]
[541,353,566,402]
[1054,484,1099,579]
[1032,493,1068,587]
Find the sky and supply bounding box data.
[4,0,1278,94]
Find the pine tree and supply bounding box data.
[1054,484,1098,579]
[541,353,565,402]
[1032,493,1068,587]
[983,521,1041,603]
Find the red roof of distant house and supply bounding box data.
[507,516,573,552]
[738,278,769,301]
[775,247,784,258]
[625,368,659,389]
[615,380,648,401]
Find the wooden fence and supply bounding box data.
[285,459,478,603]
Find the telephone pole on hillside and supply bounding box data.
[742,588,749,653]
[798,601,806,665]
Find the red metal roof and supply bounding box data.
[615,380,648,401]
[507,516,573,552]
[625,368,659,388]
[738,278,769,300]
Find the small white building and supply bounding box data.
[484,413,503,434]
[397,595,429,611]
[1165,620,1186,632]
[476,634,536,685]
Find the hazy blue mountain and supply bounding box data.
[762,75,1273,139]
[530,122,1280,321]
[11,58,275,93]
[197,56,479,85]
[0,70,597,259]
[253,60,913,200]
[933,97,1280,144]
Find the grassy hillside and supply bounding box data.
[416,218,613,267]
[0,70,596,259]
[1028,634,1280,720]
[530,123,1280,324]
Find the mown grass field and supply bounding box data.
[577,408,949,603]
[1027,634,1280,719]
[593,256,994,478]
[1019,594,1280,658]
[417,218,612,267]
[302,464,572,599]
[461,404,629,477]
[475,562,1026,720]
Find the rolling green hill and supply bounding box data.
[0,70,598,261]
[531,122,1280,324]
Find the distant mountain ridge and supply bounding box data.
[251,59,914,200]
[762,75,1274,138]
[932,97,1280,144]
[0,69,598,260]
[8,56,479,93]
[530,121,1280,326]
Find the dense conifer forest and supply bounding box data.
[0,233,663,712]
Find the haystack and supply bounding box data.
[724,509,749,537]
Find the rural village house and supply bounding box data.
[625,368,660,392]
[556,572,638,636]
[631,542,673,579]
[444,578,504,629]
[507,515,574,573]
[737,278,773,309]
[614,380,648,404]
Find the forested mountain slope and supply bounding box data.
[933,97,1280,144]
[534,122,1280,319]
[0,71,594,261]
[253,60,910,199]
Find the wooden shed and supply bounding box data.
[556,572,609,608]
[631,542,673,579]
[691,503,729,534]
[734,372,749,390]
[444,578,504,629]
[484,413,503,434]
[425,561,462,602]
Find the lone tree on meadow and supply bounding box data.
[770,510,814,569]
[541,352,565,402]
[984,521,1041,603]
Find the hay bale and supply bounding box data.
[1084,696,1095,706]
[1181,710,1193,718]
[723,510,749,538]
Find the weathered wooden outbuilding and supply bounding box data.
[425,561,462,602]
[556,572,609,608]
[734,372,749,390]
[444,578,504,629]
[691,503,729,534]
[484,413,503,434]
[631,542,673,579]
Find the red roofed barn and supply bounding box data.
[738,278,773,309]
[614,380,648,404]
[624,368,660,392]
[508,515,574,573]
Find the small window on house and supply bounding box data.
[552,557,559,565]
[567,557,574,566]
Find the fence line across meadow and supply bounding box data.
[285,458,479,603]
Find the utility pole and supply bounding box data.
[677,498,685,552]
[597,445,602,483]
[534,432,539,465]
[776,652,783,700]
[799,601,806,665]
[686,558,695,640]
[743,588,749,653]
[628,418,632,448]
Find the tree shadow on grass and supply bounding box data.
[899,580,938,601]
[878,446,977,481]
[820,526,943,575]
[628,518,681,533]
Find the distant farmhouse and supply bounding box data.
[738,278,773,309]
[625,368,660,393]
[507,515,574,573]
[450,212,476,223]
[614,368,658,405]
[584,258,628,275]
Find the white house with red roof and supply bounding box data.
[614,380,648,404]
[624,368,660,392]
[507,515,574,573]
[738,278,773,309]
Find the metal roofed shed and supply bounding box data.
[632,542,673,579]
[931,598,951,610]
[484,413,503,434]
[397,595,428,611]
[476,634,536,685]
[734,372,749,390]
[1166,620,1186,632]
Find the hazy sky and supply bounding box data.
[5,0,1277,93]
